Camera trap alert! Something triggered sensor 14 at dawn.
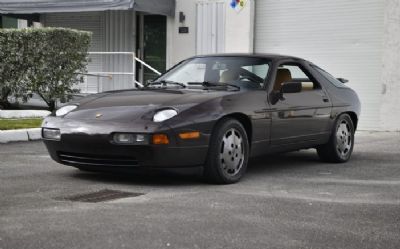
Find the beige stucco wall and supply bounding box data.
[224,0,254,53]
[380,0,400,131]
[166,0,197,68]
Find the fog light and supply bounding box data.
[114,133,134,144]
[113,133,149,145]
[42,128,61,140]
[136,134,145,142]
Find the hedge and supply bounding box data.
[0,28,92,111]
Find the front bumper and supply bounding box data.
[42,117,210,169]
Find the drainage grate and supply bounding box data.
[58,189,145,203]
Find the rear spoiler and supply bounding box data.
[337,78,349,84]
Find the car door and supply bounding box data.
[269,61,332,146]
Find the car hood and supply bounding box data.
[64,89,233,122]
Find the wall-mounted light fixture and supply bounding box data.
[178,11,189,34]
[179,11,186,23]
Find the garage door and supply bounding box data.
[43,12,104,93]
[254,0,384,130]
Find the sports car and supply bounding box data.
[42,54,361,184]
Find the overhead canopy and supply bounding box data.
[0,0,175,16]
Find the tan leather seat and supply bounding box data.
[220,70,240,83]
[273,68,292,91]
[301,82,314,91]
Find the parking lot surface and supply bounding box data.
[1,132,399,249]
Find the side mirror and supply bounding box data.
[281,81,302,94]
[337,78,348,83]
[270,81,303,105]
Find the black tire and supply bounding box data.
[203,118,249,184]
[317,113,355,163]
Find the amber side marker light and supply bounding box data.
[179,131,200,140]
[152,134,169,144]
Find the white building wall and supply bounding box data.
[224,0,254,53]
[380,0,400,131]
[166,0,197,68]
[166,0,254,68]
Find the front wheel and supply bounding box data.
[317,113,355,163]
[204,118,249,184]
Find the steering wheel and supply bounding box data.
[239,74,262,88]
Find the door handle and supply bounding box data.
[254,108,270,114]
[319,93,329,102]
[319,91,330,103]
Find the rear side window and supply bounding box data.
[280,65,309,80]
[312,65,348,88]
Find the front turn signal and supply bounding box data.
[179,131,200,140]
[152,134,169,145]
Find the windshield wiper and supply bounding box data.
[148,80,186,88]
[188,81,240,91]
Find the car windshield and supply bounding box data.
[150,56,271,90]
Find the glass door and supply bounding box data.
[136,14,167,84]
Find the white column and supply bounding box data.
[224,0,255,53]
[380,0,400,131]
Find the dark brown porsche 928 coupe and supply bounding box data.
[42,54,361,184]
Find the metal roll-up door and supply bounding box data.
[43,12,104,93]
[254,0,384,130]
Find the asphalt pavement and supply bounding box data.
[1,132,399,249]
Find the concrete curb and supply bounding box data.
[0,110,51,119]
[0,128,42,144]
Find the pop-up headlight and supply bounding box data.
[153,109,178,123]
[55,105,78,117]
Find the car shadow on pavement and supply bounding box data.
[70,166,206,186]
[69,149,323,186]
[247,149,323,175]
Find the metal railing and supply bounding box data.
[81,52,162,93]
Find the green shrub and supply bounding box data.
[0,28,92,111]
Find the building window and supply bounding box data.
[0,14,40,28]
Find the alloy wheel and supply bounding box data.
[336,120,352,158]
[219,128,245,176]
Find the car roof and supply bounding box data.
[191,53,306,62]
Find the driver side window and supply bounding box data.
[273,64,318,92]
[241,64,269,80]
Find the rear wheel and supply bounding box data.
[317,113,354,163]
[204,118,249,184]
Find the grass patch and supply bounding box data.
[0,118,43,130]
